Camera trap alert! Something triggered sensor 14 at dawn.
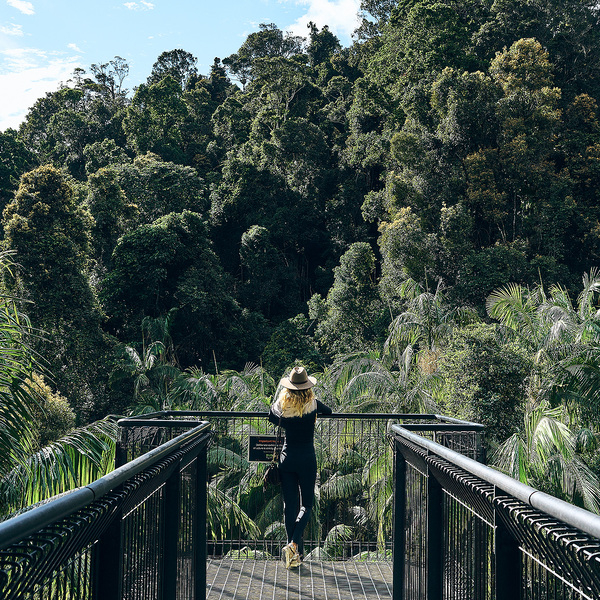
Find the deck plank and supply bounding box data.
[206,559,393,600]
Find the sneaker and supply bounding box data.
[282,542,298,568]
[289,552,302,568]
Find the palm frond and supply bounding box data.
[566,456,600,514]
[321,472,362,501]
[491,433,528,482]
[206,484,260,540]
[323,524,353,557]
[1,417,117,514]
[208,446,249,472]
[256,495,284,532]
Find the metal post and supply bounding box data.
[92,504,124,600]
[392,439,406,600]
[163,460,181,600]
[115,431,128,468]
[495,511,521,600]
[427,464,443,600]
[196,445,208,600]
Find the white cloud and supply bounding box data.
[0,49,81,131]
[67,43,82,52]
[7,0,35,16]
[0,23,24,36]
[124,1,154,10]
[285,0,361,43]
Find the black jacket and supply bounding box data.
[268,398,332,446]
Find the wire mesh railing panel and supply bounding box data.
[122,485,165,600]
[435,431,483,461]
[0,497,119,600]
[0,423,210,600]
[205,415,277,558]
[177,457,199,600]
[30,546,94,600]
[403,461,427,600]
[442,492,494,600]
[393,425,600,600]
[118,424,201,466]
[315,417,394,560]
[495,497,600,600]
[116,412,483,564]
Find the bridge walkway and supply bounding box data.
[206,559,393,600]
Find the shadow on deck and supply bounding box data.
[206,559,393,600]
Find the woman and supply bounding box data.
[268,366,332,569]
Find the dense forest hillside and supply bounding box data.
[3,0,600,512]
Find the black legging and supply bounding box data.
[279,442,316,555]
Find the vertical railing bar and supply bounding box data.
[197,446,208,600]
[426,461,443,600]
[162,459,180,600]
[392,437,406,600]
[92,500,124,600]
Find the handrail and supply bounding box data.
[392,423,600,540]
[119,410,483,429]
[0,421,210,550]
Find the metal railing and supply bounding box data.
[117,411,483,562]
[5,409,599,599]
[0,421,211,600]
[392,424,600,600]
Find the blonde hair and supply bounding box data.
[279,387,315,416]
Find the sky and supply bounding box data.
[0,0,362,132]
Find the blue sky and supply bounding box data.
[0,0,361,131]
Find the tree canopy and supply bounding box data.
[3,5,600,509]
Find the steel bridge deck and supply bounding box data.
[206,559,393,600]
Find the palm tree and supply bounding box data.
[328,348,440,413]
[0,251,118,518]
[1,417,117,515]
[121,341,181,413]
[385,278,478,370]
[487,272,600,510]
[171,362,275,411]
[487,270,600,418]
[492,400,600,513]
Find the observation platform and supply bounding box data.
[3,411,600,600]
[207,559,392,600]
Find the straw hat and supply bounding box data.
[279,366,317,390]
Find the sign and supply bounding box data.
[248,435,283,462]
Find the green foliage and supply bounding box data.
[261,314,324,378]
[5,5,600,506]
[113,153,207,226]
[312,242,387,356]
[223,23,305,87]
[487,270,600,422]
[3,165,95,324]
[3,166,110,417]
[328,348,440,413]
[0,252,117,518]
[83,138,130,175]
[101,210,242,367]
[492,400,600,512]
[86,167,138,269]
[171,363,274,411]
[436,323,532,445]
[385,278,479,361]
[1,417,117,515]
[0,130,38,214]
[379,208,439,294]
[147,49,199,90]
[29,374,76,449]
